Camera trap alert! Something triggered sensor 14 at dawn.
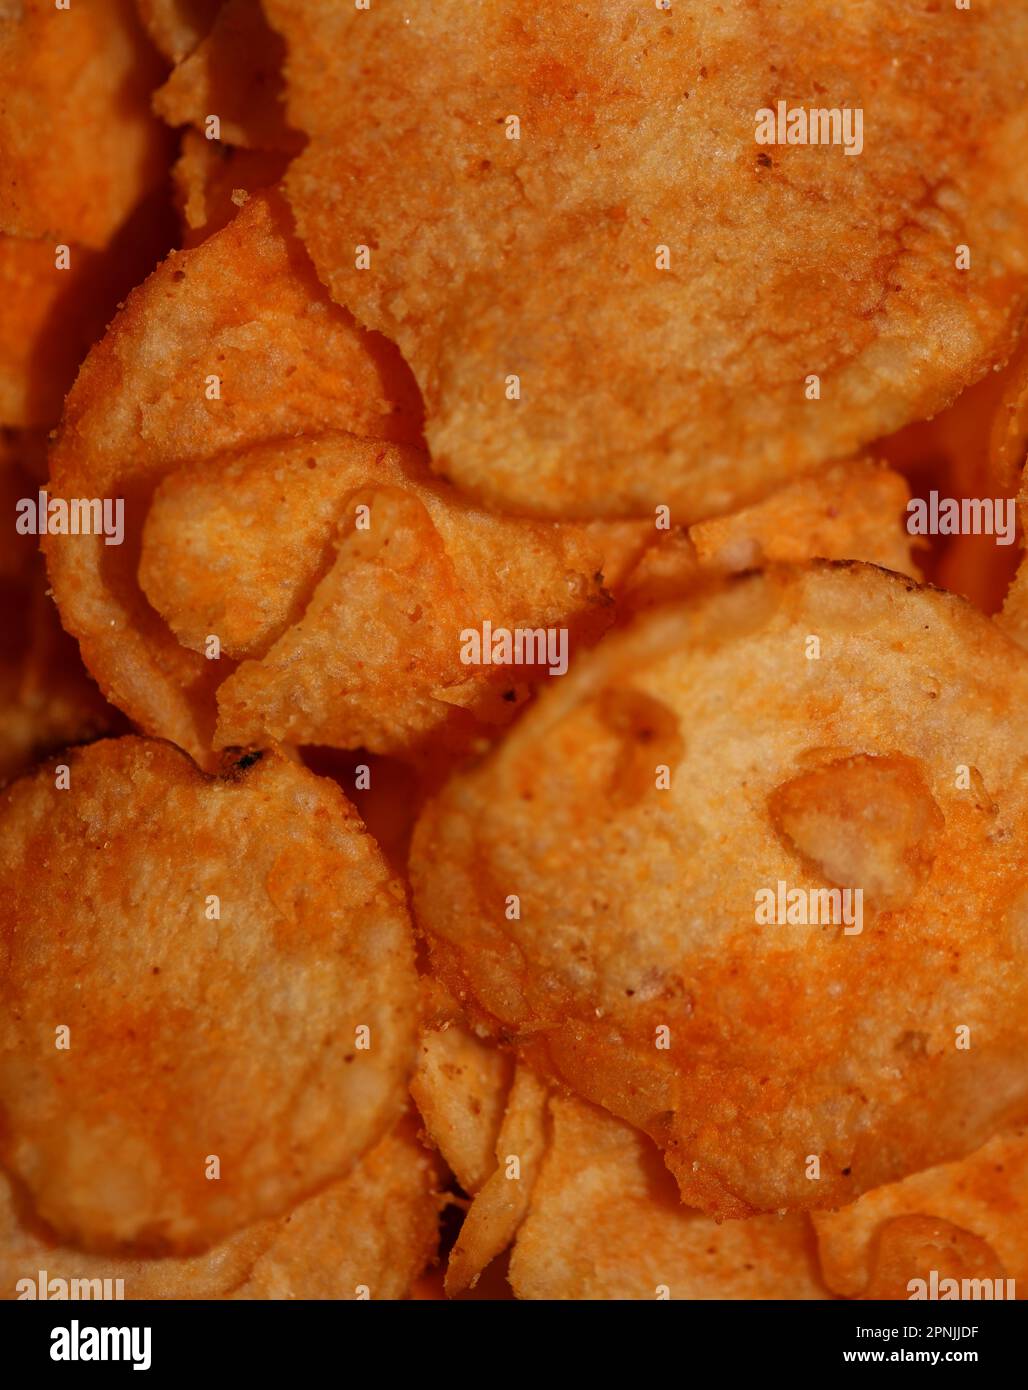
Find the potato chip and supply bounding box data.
[230,1117,443,1300]
[134,0,222,63]
[0,1168,268,1301]
[620,458,916,612]
[411,562,1028,1218]
[0,0,169,249]
[812,1127,1028,1299]
[45,192,424,762]
[0,438,120,781]
[266,0,1028,519]
[154,0,301,153]
[410,1021,513,1196]
[857,1216,1009,1301]
[2,1116,441,1300]
[47,191,647,766]
[173,129,290,246]
[0,737,418,1253]
[444,1063,547,1296]
[510,1096,828,1300]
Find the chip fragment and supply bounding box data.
[444,1063,547,1296]
[510,1096,828,1300]
[267,0,1028,518]
[411,562,1028,1217]
[154,0,301,153]
[0,737,418,1253]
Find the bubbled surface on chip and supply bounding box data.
[267,0,1028,518]
[411,562,1028,1218]
[0,737,418,1253]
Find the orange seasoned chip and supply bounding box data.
[230,1118,443,1300]
[46,191,647,767]
[154,0,301,152]
[410,1021,513,1197]
[445,1063,547,1297]
[267,0,1028,519]
[0,737,418,1253]
[510,1096,828,1300]
[620,457,917,612]
[0,1167,269,1301]
[411,563,1028,1219]
[173,129,290,246]
[1,1116,441,1301]
[813,1128,1028,1300]
[0,0,169,249]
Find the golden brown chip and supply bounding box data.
[173,129,290,246]
[230,1118,443,1300]
[2,1116,441,1301]
[813,1127,1028,1299]
[46,191,647,766]
[620,457,916,612]
[410,1021,513,1197]
[0,737,418,1253]
[134,0,223,63]
[444,1063,547,1296]
[267,0,1028,519]
[0,436,120,782]
[0,1167,268,1301]
[154,0,301,152]
[510,1096,828,1300]
[0,0,169,249]
[411,562,1028,1218]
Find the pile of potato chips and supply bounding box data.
[2,0,1028,1301]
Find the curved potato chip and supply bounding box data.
[410,1021,513,1197]
[173,129,290,246]
[134,0,222,63]
[267,0,1028,519]
[411,562,1028,1218]
[45,192,423,762]
[154,0,301,153]
[0,0,169,249]
[0,1168,268,1301]
[2,1116,440,1301]
[231,1117,442,1300]
[0,737,418,1253]
[444,1063,547,1297]
[510,1096,828,1301]
[813,1127,1028,1299]
[47,191,647,766]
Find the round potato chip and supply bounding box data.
[0,1168,268,1301]
[2,1117,441,1301]
[812,1127,1028,1299]
[510,1096,828,1301]
[266,0,1028,519]
[0,0,169,250]
[411,562,1028,1218]
[0,736,418,1253]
